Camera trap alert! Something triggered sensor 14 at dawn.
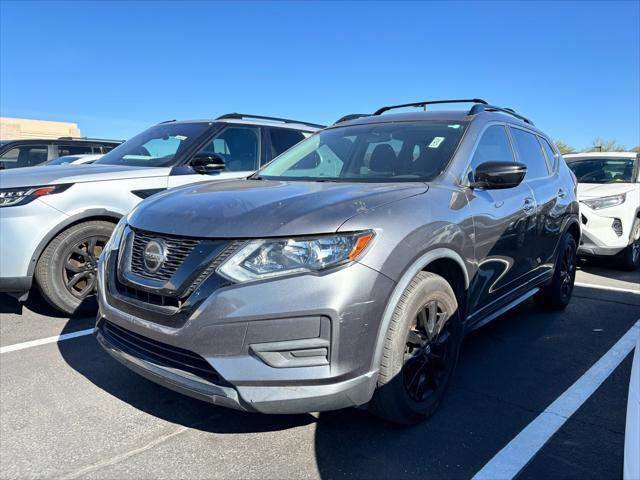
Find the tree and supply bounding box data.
[631,145,640,153]
[587,137,627,152]
[554,139,576,154]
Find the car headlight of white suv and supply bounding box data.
[581,193,626,210]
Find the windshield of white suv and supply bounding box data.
[94,123,210,167]
[256,121,468,182]
[566,157,637,183]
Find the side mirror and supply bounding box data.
[191,153,225,174]
[470,161,527,189]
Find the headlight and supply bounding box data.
[0,184,72,207]
[103,217,128,254]
[582,193,626,210]
[217,231,375,283]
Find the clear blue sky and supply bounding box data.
[1,1,638,150]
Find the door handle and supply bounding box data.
[523,197,536,214]
[557,188,566,199]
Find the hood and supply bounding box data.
[577,182,637,199]
[128,179,427,238]
[0,164,171,189]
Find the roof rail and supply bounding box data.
[468,104,534,125]
[158,119,176,124]
[216,113,325,129]
[373,99,488,116]
[334,113,371,124]
[57,136,123,142]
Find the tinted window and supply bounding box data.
[471,125,514,169]
[258,121,467,182]
[538,137,557,172]
[509,127,550,179]
[0,145,48,169]
[197,126,260,172]
[269,128,305,159]
[58,145,93,157]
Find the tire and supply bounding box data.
[534,232,577,310]
[35,220,115,315]
[369,271,463,424]
[618,218,640,271]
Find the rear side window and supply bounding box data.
[471,125,515,169]
[269,128,305,159]
[58,145,93,157]
[538,137,558,172]
[509,127,550,179]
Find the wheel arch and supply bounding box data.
[27,209,122,279]
[369,247,470,373]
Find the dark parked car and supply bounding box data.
[0,137,122,169]
[95,99,580,424]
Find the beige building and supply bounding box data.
[0,117,81,140]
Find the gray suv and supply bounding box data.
[95,99,580,424]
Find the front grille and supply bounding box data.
[100,320,226,385]
[130,229,200,280]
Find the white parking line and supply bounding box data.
[0,328,94,354]
[575,282,640,295]
[473,319,640,480]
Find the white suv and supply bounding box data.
[565,152,640,270]
[0,114,321,313]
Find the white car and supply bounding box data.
[565,152,640,270]
[43,154,103,166]
[0,114,321,313]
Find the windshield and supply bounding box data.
[94,123,210,167]
[257,121,467,182]
[566,157,637,183]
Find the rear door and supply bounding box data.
[509,127,564,277]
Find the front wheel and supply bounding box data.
[369,272,462,424]
[35,220,114,315]
[534,232,577,310]
[618,219,640,271]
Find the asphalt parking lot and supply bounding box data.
[1,261,638,480]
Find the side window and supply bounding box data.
[58,145,93,157]
[197,126,260,172]
[509,127,550,179]
[538,136,558,172]
[0,145,48,169]
[269,128,305,159]
[470,125,514,170]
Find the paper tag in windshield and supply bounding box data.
[174,135,187,141]
[428,137,445,148]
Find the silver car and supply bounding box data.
[95,99,580,423]
[0,114,321,313]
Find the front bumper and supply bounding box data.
[96,247,394,414]
[578,204,634,257]
[0,199,68,293]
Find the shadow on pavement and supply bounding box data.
[578,257,640,284]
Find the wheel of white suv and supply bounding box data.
[534,232,577,310]
[370,271,463,424]
[618,218,640,271]
[35,220,115,315]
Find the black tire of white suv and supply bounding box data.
[36,220,115,315]
[618,218,640,271]
[370,272,463,424]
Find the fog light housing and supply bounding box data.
[612,218,623,237]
